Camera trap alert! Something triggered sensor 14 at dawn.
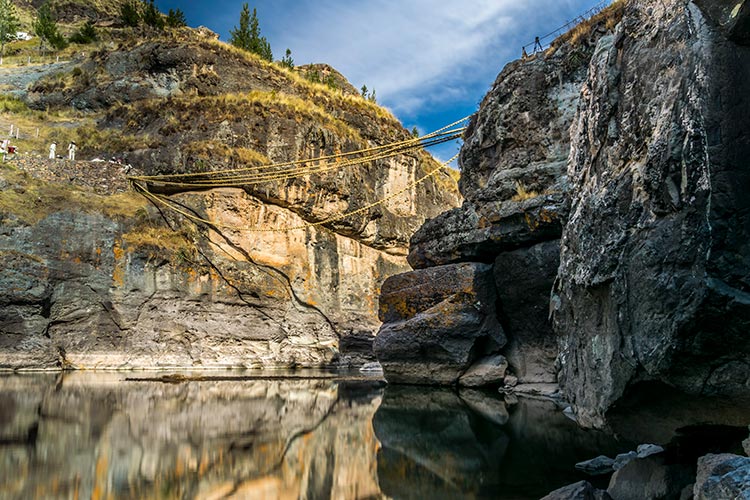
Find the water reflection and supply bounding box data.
[0,373,629,499]
[374,387,629,499]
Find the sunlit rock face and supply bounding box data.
[0,29,460,370]
[554,0,750,426]
[0,373,383,499]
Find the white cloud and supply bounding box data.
[268,1,529,109]
[258,0,598,126]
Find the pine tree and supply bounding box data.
[368,89,377,103]
[360,84,368,97]
[230,4,273,62]
[0,0,20,65]
[121,0,140,27]
[166,8,187,28]
[142,0,164,29]
[69,20,98,44]
[280,48,294,69]
[33,2,66,55]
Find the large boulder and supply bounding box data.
[607,456,693,500]
[374,263,504,384]
[694,454,750,500]
[554,0,750,426]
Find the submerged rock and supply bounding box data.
[607,456,693,500]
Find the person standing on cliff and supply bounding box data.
[67,141,76,161]
[49,141,57,160]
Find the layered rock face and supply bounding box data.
[0,27,459,370]
[375,12,607,384]
[554,0,750,425]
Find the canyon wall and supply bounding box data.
[0,27,460,370]
[376,0,750,426]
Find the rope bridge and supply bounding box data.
[128,116,470,233]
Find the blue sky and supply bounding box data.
[154,1,607,162]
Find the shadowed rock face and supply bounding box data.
[554,0,750,426]
[376,8,605,385]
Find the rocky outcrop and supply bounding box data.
[375,5,613,385]
[373,262,504,384]
[0,25,459,370]
[554,0,750,426]
[694,454,750,500]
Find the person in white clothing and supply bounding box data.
[68,141,76,161]
[49,142,57,159]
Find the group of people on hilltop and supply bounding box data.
[48,141,76,161]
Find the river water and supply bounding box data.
[0,371,634,499]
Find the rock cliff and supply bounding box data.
[376,3,616,385]
[376,0,750,426]
[555,0,750,426]
[0,20,460,370]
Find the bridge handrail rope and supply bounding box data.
[131,152,460,233]
[131,129,463,188]
[129,115,472,182]
[130,117,468,232]
[522,0,610,55]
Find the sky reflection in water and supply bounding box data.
[0,372,630,499]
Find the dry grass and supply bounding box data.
[199,35,399,125]
[183,140,269,169]
[121,224,197,262]
[550,0,627,50]
[511,181,540,202]
[0,108,149,159]
[124,91,363,143]
[0,162,145,224]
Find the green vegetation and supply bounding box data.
[121,0,141,27]
[166,8,187,28]
[33,2,67,54]
[230,3,272,62]
[142,0,165,30]
[0,0,20,65]
[279,48,294,69]
[69,20,98,44]
[0,95,30,114]
[360,84,377,103]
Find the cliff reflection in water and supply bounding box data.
[0,373,628,499]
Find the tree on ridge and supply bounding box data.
[230,3,273,62]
